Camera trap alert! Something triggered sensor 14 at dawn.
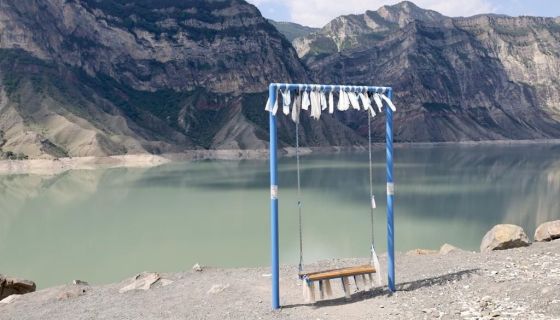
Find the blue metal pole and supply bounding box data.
[386,89,396,292]
[269,84,280,309]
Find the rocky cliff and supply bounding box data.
[294,1,560,142]
[268,20,319,42]
[1,1,560,159]
[0,0,365,158]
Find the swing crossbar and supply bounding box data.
[300,265,376,281]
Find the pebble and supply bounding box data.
[207,284,230,294]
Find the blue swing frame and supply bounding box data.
[267,83,395,309]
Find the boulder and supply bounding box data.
[119,272,160,293]
[0,275,36,301]
[480,224,530,253]
[439,243,459,255]
[534,220,560,242]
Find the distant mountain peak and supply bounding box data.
[377,1,445,26]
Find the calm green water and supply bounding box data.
[1,144,559,288]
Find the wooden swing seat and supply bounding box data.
[299,265,376,281]
[299,265,377,303]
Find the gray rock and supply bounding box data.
[440,243,460,255]
[480,224,530,253]
[0,274,36,301]
[192,263,203,272]
[0,294,20,304]
[72,280,89,286]
[534,220,560,242]
[119,272,160,293]
[207,284,230,294]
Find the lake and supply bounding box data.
[1,143,559,288]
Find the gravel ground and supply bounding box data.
[2,240,560,320]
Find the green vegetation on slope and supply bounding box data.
[268,20,320,41]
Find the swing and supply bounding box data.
[295,105,383,303]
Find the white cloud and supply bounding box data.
[247,0,496,27]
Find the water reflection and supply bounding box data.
[0,143,559,288]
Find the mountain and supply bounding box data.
[0,0,365,159]
[293,1,560,141]
[268,20,319,41]
[1,1,560,159]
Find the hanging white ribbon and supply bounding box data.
[348,92,361,110]
[380,94,397,112]
[320,91,328,111]
[291,91,301,123]
[373,93,383,113]
[281,89,291,115]
[328,91,334,114]
[338,89,350,111]
[337,89,344,111]
[302,91,310,111]
[271,89,279,115]
[360,93,375,117]
[265,97,271,112]
[311,90,322,119]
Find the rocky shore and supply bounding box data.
[2,139,559,175]
[1,221,560,320]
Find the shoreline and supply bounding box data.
[1,240,559,319]
[1,139,560,175]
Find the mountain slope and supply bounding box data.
[0,0,367,159]
[1,0,560,159]
[294,1,560,142]
[268,20,319,41]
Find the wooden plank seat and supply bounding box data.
[299,265,377,302]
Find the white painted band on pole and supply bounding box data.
[271,185,278,199]
[387,183,395,195]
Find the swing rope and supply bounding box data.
[296,97,304,274]
[368,110,375,263]
[295,90,378,276]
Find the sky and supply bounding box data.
[246,0,560,28]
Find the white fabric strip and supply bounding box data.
[360,93,375,117]
[302,91,310,110]
[265,97,271,112]
[272,89,279,115]
[328,91,334,114]
[349,92,361,110]
[320,91,327,110]
[291,91,301,123]
[282,89,291,115]
[373,93,383,113]
[380,94,397,112]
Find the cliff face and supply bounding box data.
[1,1,560,159]
[0,0,363,158]
[294,1,560,142]
[268,20,319,42]
[0,0,307,93]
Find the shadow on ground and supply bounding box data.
[282,268,480,309]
